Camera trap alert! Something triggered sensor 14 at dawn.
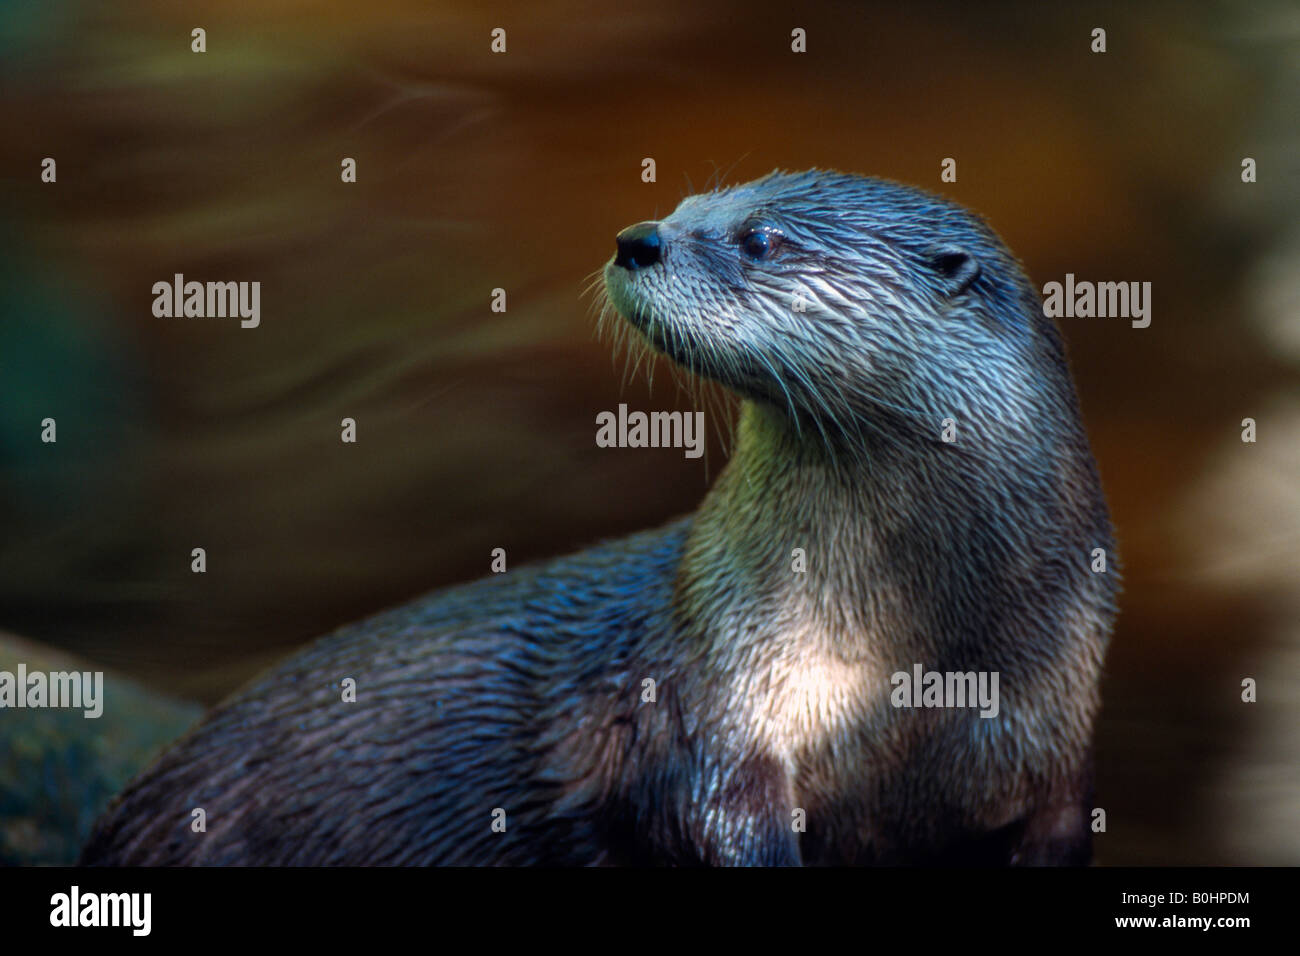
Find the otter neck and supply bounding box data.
[676,399,1046,667]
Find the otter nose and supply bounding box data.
[614,221,662,270]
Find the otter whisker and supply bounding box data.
[758,335,836,452]
[750,344,806,444]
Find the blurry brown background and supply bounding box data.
[1,0,1296,864]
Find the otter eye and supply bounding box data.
[739,226,781,262]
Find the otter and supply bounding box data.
[81,169,1118,866]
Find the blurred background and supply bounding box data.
[0,0,1296,864]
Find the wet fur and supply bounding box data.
[83,170,1118,866]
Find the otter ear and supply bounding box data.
[926,244,981,297]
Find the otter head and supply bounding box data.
[602,169,1064,451]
